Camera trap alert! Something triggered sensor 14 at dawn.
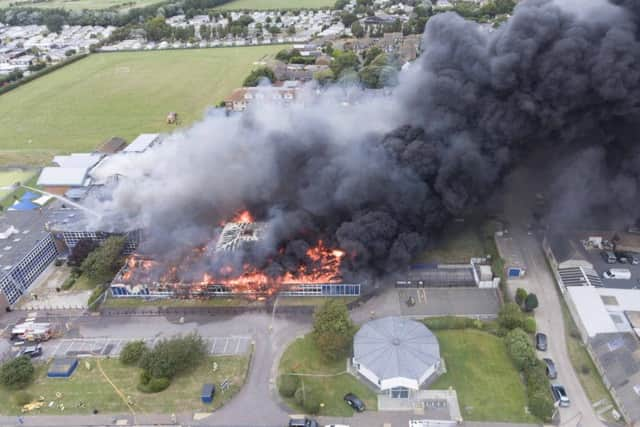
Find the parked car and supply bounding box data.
[601,250,617,264]
[289,418,319,427]
[536,333,548,351]
[551,384,570,407]
[615,252,629,263]
[343,393,366,412]
[543,358,557,379]
[602,268,631,280]
[625,252,639,265]
[19,344,42,358]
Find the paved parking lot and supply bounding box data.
[397,288,501,318]
[37,335,251,358]
[585,249,640,289]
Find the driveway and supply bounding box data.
[502,167,603,427]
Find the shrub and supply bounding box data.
[423,316,477,330]
[524,293,539,312]
[528,389,554,421]
[515,288,528,306]
[279,374,300,398]
[13,390,33,406]
[505,328,536,371]
[137,376,170,393]
[498,302,525,330]
[139,333,207,379]
[120,341,148,366]
[139,369,151,386]
[312,300,355,362]
[523,316,537,334]
[524,359,554,421]
[581,364,590,375]
[0,356,35,389]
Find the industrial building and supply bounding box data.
[0,210,59,306]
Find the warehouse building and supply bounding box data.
[0,211,58,305]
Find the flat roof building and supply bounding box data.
[0,210,58,305]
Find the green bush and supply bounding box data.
[137,376,171,393]
[139,333,207,379]
[505,328,536,371]
[423,316,477,330]
[498,302,526,330]
[515,288,528,306]
[528,389,554,421]
[13,390,33,406]
[139,369,151,385]
[524,293,539,312]
[524,358,554,421]
[0,356,35,389]
[523,316,537,334]
[120,340,148,366]
[278,374,300,398]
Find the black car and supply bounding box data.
[615,252,629,263]
[536,333,548,351]
[543,358,557,379]
[20,344,42,358]
[288,418,319,427]
[344,393,365,412]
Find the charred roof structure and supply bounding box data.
[215,221,266,253]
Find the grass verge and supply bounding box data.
[278,334,377,417]
[0,355,249,415]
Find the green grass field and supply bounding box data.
[0,355,250,415]
[0,46,283,167]
[278,334,377,417]
[217,0,333,10]
[0,169,36,199]
[0,0,161,10]
[430,329,537,423]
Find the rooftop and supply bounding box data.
[37,167,89,187]
[0,210,51,274]
[354,316,440,390]
[123,134,160,153]
[52,153,103,169]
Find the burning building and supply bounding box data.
[110,211,360,299]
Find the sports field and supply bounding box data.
[0,46,283,166]
[0,0,161,10]
[217,0,334,10]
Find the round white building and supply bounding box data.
[353,316,441,393]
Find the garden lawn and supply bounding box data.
[0,169,36,199]
[218,0,333,10]
[278,334,377,417]
[430,329,537,423]
[0,46,283,166]
[0,355,249,415]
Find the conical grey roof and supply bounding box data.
[354,316,440,384]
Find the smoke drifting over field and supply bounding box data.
[91,0,640,280]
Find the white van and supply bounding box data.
[603,268,632,280]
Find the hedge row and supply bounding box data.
[0,53,89,96]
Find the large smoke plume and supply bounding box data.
[90,0,640,281]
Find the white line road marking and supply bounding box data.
[235,338,241,354]
[222,338,229,354]
[211,338,217,353]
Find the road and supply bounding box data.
[502,167,603,427]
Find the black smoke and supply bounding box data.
[91,0,640,282]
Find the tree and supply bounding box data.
[312,300,355,362]
[524,293,539,312]
[341,12,358,27]
[334,0,349,9]
[199,24,211,40]
[242,66,275,87]
[287,24,296,35]
[0,356,34,389]
[363,46,383,66]
[120,340,149,365]
[523,316,537,334]
[515,288,528,307]
[498,302,525,330]
[67,239,98,267]
[144,16,171,42]
[351,20,365,38]
[505,328,536,371]
[44,14,64,33]
[139,333,207,380]
[330,51,359,78]
[81,236,126,283]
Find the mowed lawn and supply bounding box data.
[218,0,333,9]
[430,330,537,423]
[0,0,161,10]
[0,46,283,166]
[0,169,37,199]
[278,334,377,417]
[0,355,250,415]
